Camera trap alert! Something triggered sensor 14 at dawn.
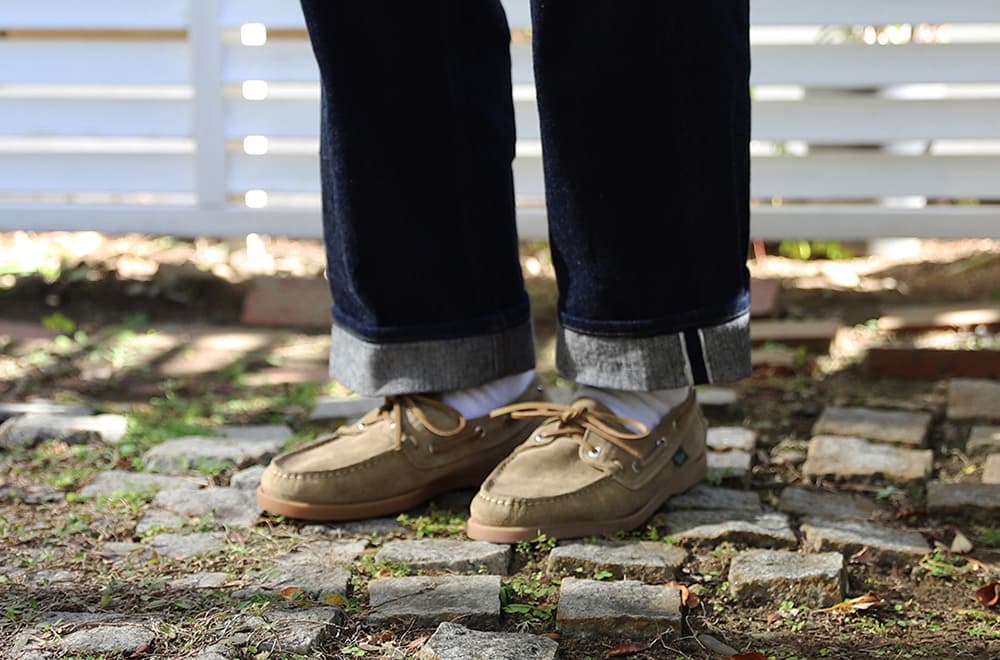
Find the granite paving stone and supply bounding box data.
[800,517,929,561]
[230,465,266,491]
[239,607,343,654]
[310,395,382,421]
[367,575,502,629]
[707,426,757,452]
[812,406,931,447]
[303,517,408,539]
[79,470,206,498]
[802,436,933,482]
[948,378,1000,421]
[217,424,292,442]
[186,645,235,660]
[546,540,687,582]
[696,387,739,407]
[983,454,1000,484]
[376,539,510,574]
[967,426,1000,455]
[664,510,796,547]
[142,435,284,474]
[706,450,753,484]
[556,578,682,638]
[417,622,559,660]
[0,413,127,449]
[16,614,161,656]
[59,623,157,654]
[926,481,1000,514]
[145,532,226,560]
[152,487,260,527]
[97,541,154,563]
[169,572,230,589]
[0,401,92,421]
[666,484,762,512]
[135,508,188,535]
[728,550,846,608]
[778,487,880,521]
[258,541,366,597]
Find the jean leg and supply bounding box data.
[300,1,534,394]
[530,0,752,388]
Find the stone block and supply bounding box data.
[664,510,796,548]
[667,485,762,512]
[800,517,928,562]
[812,406,931,447]
[777,487,880,521]
[802,436,932,482]
[0,413,127,449]
[79,470,205,498]
[556,578,682,638]
[376,539,510,575]
[948,378,1000,421]
[926,481,1000,514]
[707,427,757,452]
[983,454,1000,484]
[546,541,687,582]
[143,435,284,474]
[417,622,558,660]
[968,426,1000,455]
[367,575,501,629]
[728,550,846,608]
[152,487,260,528]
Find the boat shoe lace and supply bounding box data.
[489,401,650,461]
[339,395,467,449]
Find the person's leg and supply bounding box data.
[258,1,541,521]
[468,0,751,541]
[303,0,534,397]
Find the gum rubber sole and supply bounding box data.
[465,453,707,543]
[256,474,482,522]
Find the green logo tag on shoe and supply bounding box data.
[672,448,688,466]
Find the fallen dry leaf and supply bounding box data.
[322,593,347,606]
[820,592,884,613]
[541,632,561,640]
[279,587,304,600]
[663,581,700,608]
[404,634,429,652]
[951,530,974,554]
[723,654,768,660]
[849,546,877,565]
[606,642,644,657]
[765,610,782,625]
[975,582,1000,607]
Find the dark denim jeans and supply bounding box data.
[300,1,751,396]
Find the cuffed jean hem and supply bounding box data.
[556,311,751,390]
[329,319,537,397]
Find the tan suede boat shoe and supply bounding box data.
[466,392,707,543]
[257,382,544,521]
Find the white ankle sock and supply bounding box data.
[577,385,692,430]
[440,370,537,419]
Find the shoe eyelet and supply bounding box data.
[474,425,484,437]
[655,437,666,447]
[587,446,601,458]
[631,460,642,473]
[534,434,546,443]
[388,422,397,430]
[357,422,366,430]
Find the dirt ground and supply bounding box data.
[1,233,999,658]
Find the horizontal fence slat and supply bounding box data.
[0,154,193,193]
[0,99,191,137]
[219,0,533,30]
[751,0,1000,25]
[224,96,1000,143]
[753,98,1000,141]
[4,205,1000,241]
[223,42,1000,88]
[0,41,189,84]
[752,44,1000,86]
[227,152,1000,200]
[0,0,188,29]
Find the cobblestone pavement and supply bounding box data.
[2,378,1000,659]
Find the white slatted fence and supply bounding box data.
[1,0,999,239]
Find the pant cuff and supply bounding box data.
[556,311,751,390]
[329,319,536,396]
